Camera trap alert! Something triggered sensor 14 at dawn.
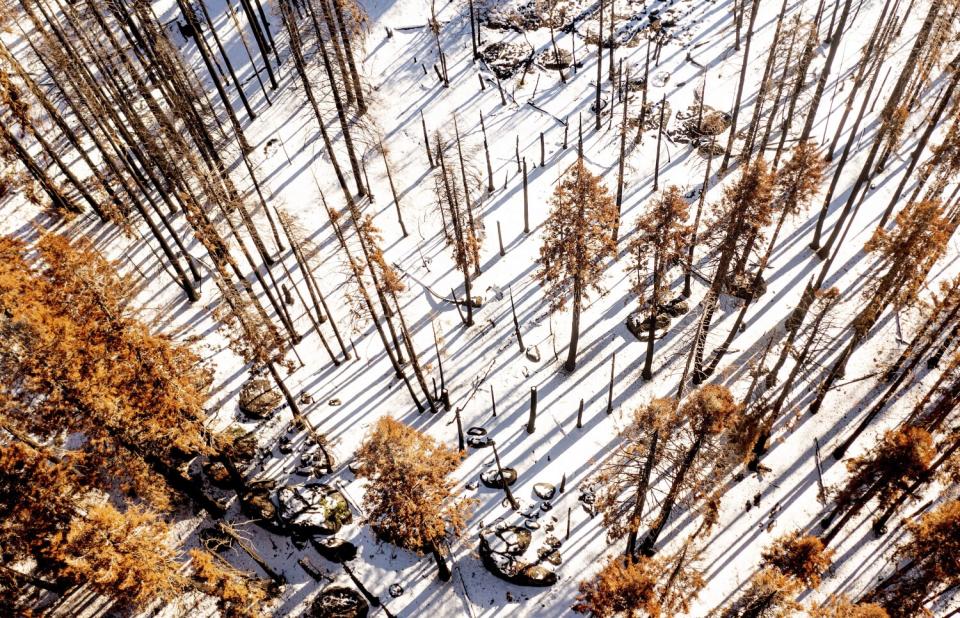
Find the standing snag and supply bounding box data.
[538,155,618,371]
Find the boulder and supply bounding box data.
[468,435,494,449]
[238,378,282,419]
[727,273,767,300]
[525,345,541,362]
[480,41,534,78]
[481,467,518,489]
[388,583,404,598]
[222,427,259,464]
[626,310,671,341]
[241,485,276,522]
[203,460,233,488]
[311,537,357,564]
[538,47,571,70]
[276,483,352,536]
[479,526,557,587]
[660,298,690,317]
[512,564,558,587]
[533,483,556,501]
[311,585,369,618]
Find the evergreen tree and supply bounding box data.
[641,385,744,553]
[629,186,691,379]
[538,156,618,371]
[594,398,682,556]
[573,555,662,617]
[354,417,473,581]
[867,499,960,618]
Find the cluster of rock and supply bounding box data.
[480,40,534,78]
[626,297,689,342]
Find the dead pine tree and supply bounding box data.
[323,197,424,410]
[303,0,367,196]
[378,139,408,236]
[278,1,355,206]
[683,134,718,298]
[538,155,618,371]
[653,94,666,191]
[434,134,482,326]
[614,67,630,243]
[629,186,692,380]
[811,200,951,419]
[691,158,775,383]
[509,286,525,353]
[594,0,604,131]
[480,111,495,192]
[720,0,761,173]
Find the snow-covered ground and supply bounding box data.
[6,0,960,615]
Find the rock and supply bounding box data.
[466,481,479,491]
[545,535,563,549]
[311,537,357,564]
[223,428,258,464]
[626,309,672,341]
[540,501,553,512]
[533,483,556,501]
[538,546,563,565]
[660,298,690,317]
[276,483,352,536]
[310,585,369,618]
[479,526,557,588]
[241,485,276,522]
[524,519,540,530]
[479,41,532,78]
[651,71,671,88]
[467,427,487,436]
[238,378,282,419]
[512,564,558,587]
[328,398,342,406]
[481,468,518,489]
[525,345,541,362]
[590,97,609,114]
[467,435,494,449]
[203,461,233,488]
[538,47,572,69]
[300,392,315,405]
[388,583,404,598]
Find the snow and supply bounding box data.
[5,0,960,615]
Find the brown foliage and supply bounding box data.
[871,499,960,617]
[190,549,269,618]
[573,555,662,617]
[538,156,618,313]
[682,384,742,437]
[776,140,824,215]
[836,426,935,511]
[863,200,950,312]
[51,503,186,607]
[761,532,833,588]
[809,595,889,618]
[720,567,801,618]
[355,417,473,553]
[0,233,213,506]
[594,399,681,539]
[629,185,691,305]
